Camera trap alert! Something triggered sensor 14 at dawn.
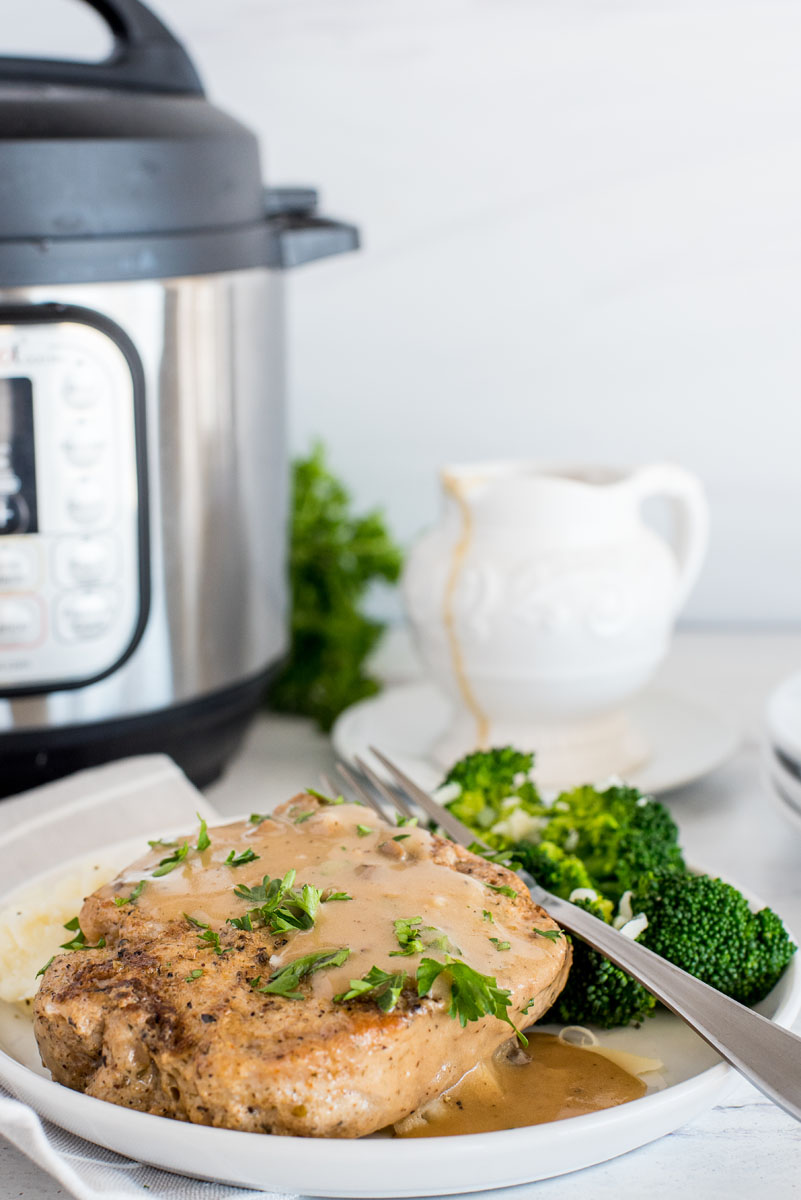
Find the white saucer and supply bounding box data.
[332,682,740,796]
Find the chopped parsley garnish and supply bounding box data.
[152,843,189,877]
[416,955,526,1045]
[249,947,350,1000]
[356,824,373,837]
[233,877,281,906]
[183,914,231,955]
[148,837,176,849]
[227,912,255,932]
[396,815,418,828]
[196,814,211,852]
[249,813,271,826]
[224,847,260,867]
[482,909,494,923]
[229,870,322,933]
[293,811,315,824]
[521,997,536,1014]
[391,916,426,956]
[334,966,407,1012]
[59,917,106,952]
[489,937,511,951]
[36,956,54,978]
[323,890,352,902]
[534,928,564,942]
[197,929,232,955]
[392,834,411,842]
[390,916,460,958]
[305,788,345,806]
[113,880,146,907]
[485,882,517,899]
[185,968,203,982]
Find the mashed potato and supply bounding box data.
[0,845,136,1004]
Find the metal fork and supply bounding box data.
[330,748,801,1124]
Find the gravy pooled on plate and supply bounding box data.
[395,1033,648,1137]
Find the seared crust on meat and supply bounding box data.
[34,798,570,1137]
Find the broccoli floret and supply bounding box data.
[541,784,684,903]
[441,748,796,1029]
[542,896,656,1028]
[548,946,657,1028]
[633,869,797,1006]
[443,747,540,831]
[444,756,684,902]
[514,840,600,906]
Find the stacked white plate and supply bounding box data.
[764,672,801,834]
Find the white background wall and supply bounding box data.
[8,0,801,623]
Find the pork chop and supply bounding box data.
[34,794,570,1137]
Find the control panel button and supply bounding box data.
[0,541,37,590]
[0,596,42,646]
[54,536,115,587]
[56,588,116,641]
[62,365,103,410]
[0,467,20,496]
[62,423,107,468]
[67,479,107,526]
[0,494,32,535]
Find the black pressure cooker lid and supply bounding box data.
[0,0,358,285]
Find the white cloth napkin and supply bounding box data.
[0,756,298,1200]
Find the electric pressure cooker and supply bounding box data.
[0,0,358,796]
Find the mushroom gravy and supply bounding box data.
[395,1032,648,1136]
[96,800,565,1003]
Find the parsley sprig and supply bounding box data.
[228,869,336,933]
[196,814,211,852]
[334,953,525,1043]
[59,916,106,952]
[149,813,210,875]
[305,788,345,806]
[184,914,233,955]
[113,880,146,907]
[534,928,565,942]
[390,916,461,958]
[152,843,189,877]
[334,966,406,1012]
[489,937,511,951]
[485,882,518,899]
[417,955,526,1045]
[225,847,260,868]
[249,947,350,1000]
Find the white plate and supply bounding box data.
[766,671,801,767]
[0,835,797,1197]
[332,682,740,796]
[763,742,801,836]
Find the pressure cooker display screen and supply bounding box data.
[0,377,37,536]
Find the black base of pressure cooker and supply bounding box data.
[0,671,272,799]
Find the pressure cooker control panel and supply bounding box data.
[0,309,148,693]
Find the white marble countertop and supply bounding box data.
[3,630,801,1198]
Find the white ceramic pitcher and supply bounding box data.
[403,461,709,786]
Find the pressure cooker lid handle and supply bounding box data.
[0,0,203,95]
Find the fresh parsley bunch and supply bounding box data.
[267,443,402,730]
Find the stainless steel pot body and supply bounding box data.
[0,268,288,735]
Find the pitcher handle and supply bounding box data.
[628,463,709,612]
